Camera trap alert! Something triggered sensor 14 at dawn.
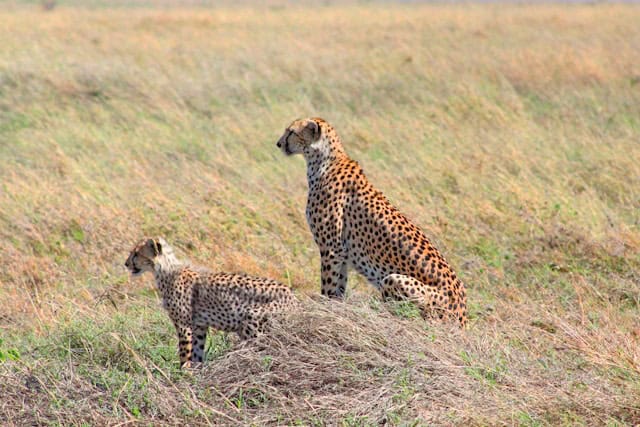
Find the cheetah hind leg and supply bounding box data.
[238,310,265,340]
[191,325,209,365]
[379,274,450,321]
[239,304,283,340]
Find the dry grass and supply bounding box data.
[0,2,639,425]
[2,297,638,425]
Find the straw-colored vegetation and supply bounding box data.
[1,3,639,425]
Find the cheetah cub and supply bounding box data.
[125,238,297,368]
[277,117,468,326]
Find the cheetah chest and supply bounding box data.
[306,184,388,286]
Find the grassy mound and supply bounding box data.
[2,297,637,425]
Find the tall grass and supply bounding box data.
[0,3,639,425]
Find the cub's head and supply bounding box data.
[276,117,324,156]
[125,238,166,276]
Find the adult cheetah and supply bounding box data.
[276,117,467,326]
[125,238,298,367]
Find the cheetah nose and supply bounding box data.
[277,134,287,148]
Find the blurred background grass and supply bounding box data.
[0,2,639,425]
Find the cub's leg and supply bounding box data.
[175,325,194,368]
[379,274,451,321]
[191,325,209,364]
[320,249,348,298]
[239,306,277,340]
[238,311,261,340]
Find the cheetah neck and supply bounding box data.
[153,252,183,291]
[304,135,347,181]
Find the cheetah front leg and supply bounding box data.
[380,274,450,321]
[320,249,348,298]
[191,325,208,364]
[176,325,194,368]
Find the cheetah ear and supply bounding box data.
[145,238,161,256]
[154,239,163,255]
[305,120,321,141]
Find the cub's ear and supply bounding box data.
[144,238,161,256]
[305,120,321,141]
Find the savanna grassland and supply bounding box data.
[1,2,639,425]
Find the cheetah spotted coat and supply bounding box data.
[277,117,467,326]
[125,238,297,367]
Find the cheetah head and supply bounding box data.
[125,238,166,277]
[276,117,322,156]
